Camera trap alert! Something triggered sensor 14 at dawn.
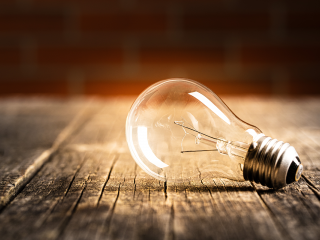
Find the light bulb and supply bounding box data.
[126,79,303,188]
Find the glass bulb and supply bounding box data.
[126,79,303,188]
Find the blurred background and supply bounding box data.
[0,0,320,97]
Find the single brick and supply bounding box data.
[37,45,123,65]
[80,12,167,32]
[287,12,320,31]
[140,45,225,65]
[0,11,65,33]
[85,81,153,95]
[183,11,269,31]
[240,44,320,65]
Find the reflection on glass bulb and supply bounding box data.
[126,79,303,188]
[137,126,169,169]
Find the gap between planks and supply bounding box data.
[0,99,101,212]
[97,155,118,207]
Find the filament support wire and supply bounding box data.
[174,121,247,150]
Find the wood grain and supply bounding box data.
[0,97,319,240]
[0,98,102,210]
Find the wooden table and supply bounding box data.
[0,97,319,240]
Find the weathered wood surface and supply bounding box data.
[0,97,319,240]
[0,97,104,210]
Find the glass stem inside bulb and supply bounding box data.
[174,121,249,160]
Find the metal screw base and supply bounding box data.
[243,136,302,189]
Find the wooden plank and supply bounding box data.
[131,176,171,240]
[0,98,102,210]
[98,167,171,240]
[0,147,87,239]
[93,153,137,240]
[32,150,115,240]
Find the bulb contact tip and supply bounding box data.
[295,164,303,181]
[243,136,302,189]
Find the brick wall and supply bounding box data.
[1,0,320,96]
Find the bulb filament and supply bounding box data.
[181,149,218,153]
[174,121,228,144]
[174,121,249,159]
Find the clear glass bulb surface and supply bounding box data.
[126,79,303,188]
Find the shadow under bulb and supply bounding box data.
[125,79,303,188]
